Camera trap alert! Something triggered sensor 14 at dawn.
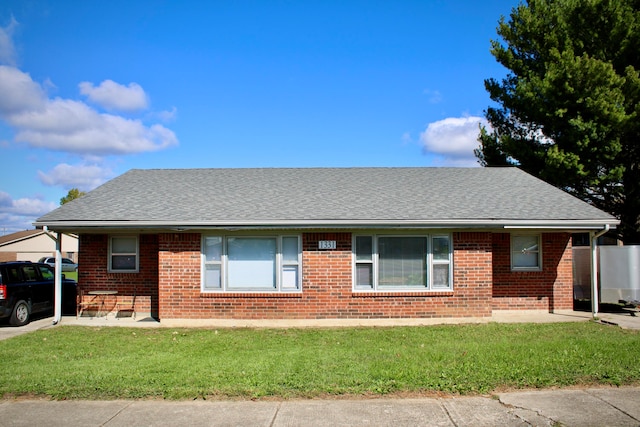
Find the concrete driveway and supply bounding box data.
[0,316,55,341]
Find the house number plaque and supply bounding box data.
[318,240,337,250]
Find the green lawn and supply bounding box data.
[1,322,638,400]
[64,271,78,281]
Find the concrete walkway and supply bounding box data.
[1,309,639,342]
[48,308,640,330]
[0,387,638,426]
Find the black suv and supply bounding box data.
[0,262,77,326]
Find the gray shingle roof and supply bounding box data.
[35,167,617,230]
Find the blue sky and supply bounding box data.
[0,0,519,234]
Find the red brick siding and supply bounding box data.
[491,232,573,311]
[0,252,17,262]
[450,232,493,317]
[78,234,159,316]
[78,230,572,320]
[155,231,493,320]
[158,233,202,319]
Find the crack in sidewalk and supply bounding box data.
[100,401,134,426]
[585,389,640,424]
[495,395,559,427]
[268,401,282,427]
[439,400,459,427]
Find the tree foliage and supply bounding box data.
[60,188,86,205]
[476,0,640,243]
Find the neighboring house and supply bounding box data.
[34,167,617,322]
[0,229,78,263]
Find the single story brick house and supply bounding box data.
[34,167,617,323]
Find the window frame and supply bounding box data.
[510,233,542,271]
[108,235,139,273]
[352,233,453,292]
[201,234,302,293]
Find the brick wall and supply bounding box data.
[156,231,493,320]
[450,232,493,317]
[78,234,159,317]
[0,252,16,262]
[491,232,573,311]
[78,230,572,320]
[158,233,202,319]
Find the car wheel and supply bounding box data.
[10,300,30,326]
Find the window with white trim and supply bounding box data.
[353,234,452,291]
[202,235,301,292]
[109,235,139,272]
[511,234,541,271]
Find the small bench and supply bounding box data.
[622,307,638,317]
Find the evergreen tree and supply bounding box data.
[476,0,640,243]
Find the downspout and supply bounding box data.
[590,224,610,319]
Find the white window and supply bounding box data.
[202,235,301,292]
[353,234,452,291]
[511,234,541,271]
[109,235,139,272]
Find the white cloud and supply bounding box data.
[0,191,12,209]
[10,196,56,216]
[12,99,177,155]
[38,163,113,191]
[0,16,18,66]
[153,106,178,122]
[401,132,412,144]
[0,25,179,234]
[0,190,56,216]
[0,66,47,114]
[0,28,177,157]
[79,79,149,112]
[423,89,442,104]
[0,67,178,155]
[0,191,57,233]
[420,116,487,167]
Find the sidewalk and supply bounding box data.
[2,309,638,342]
[57,309,640,330]
[0,387,638,426]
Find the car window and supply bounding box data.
[39,266,54,281]
[2,267,21,284]
[21,265,39,282]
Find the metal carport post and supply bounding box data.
[591,225,610,319]
[43,226,63,325]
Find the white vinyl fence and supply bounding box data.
[574,245,640,303]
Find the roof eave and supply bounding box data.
[0,230,45,246]
[34,218,619,232]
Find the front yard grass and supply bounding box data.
[1,322,638,400]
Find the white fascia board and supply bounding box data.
[35,218,618,231]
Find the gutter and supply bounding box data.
[591,224,610,319]
[34,218,617,231]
